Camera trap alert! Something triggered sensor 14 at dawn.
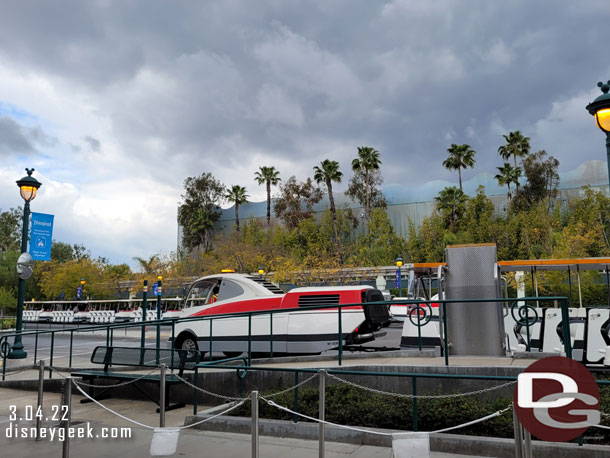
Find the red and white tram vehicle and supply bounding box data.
[172,273,391,356]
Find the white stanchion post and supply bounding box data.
[36,360,44,441]
[319,370,325,458]
[252,390,259,458]
[62,377,72,458]
[160,364,166,427]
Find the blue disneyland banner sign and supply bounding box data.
[30,212,54,261]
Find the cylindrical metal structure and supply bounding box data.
[444,244,505,356]
[10,201,30,359]
[159,364,166,427]
[319,370,326,458]
[512,405,523,458]
[36,360,44,441]
[62,377,72,458]
[251,390,259,458]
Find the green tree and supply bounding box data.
[225,185,249,232]
[273,176,323,230]
[313,159,343,258]
[351,208,404,265]
[513,150,560,210]
[442,144,476,192]
[0,207,21,253]
[178,173,225,252]
[0,286,16,313]
[254,166,281,227]
[498,131,530,188]
[494,163,521,204]
[434,186,468,231]
[348,146,383,221]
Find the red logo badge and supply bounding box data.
[514,356,599,441]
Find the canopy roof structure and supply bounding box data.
[498,258,610,272]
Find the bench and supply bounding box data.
[72,346,201,412]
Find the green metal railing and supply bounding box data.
[0,296,574,381]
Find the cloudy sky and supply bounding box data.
[1,1,609,267]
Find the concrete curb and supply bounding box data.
[251,349,437,365]
[183,414,610,457]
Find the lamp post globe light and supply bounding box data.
[586,80,610,188]
[10,168,42,359]
[395,256,403,297]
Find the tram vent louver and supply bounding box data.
[246,276,285,294]
[298,294,341,307]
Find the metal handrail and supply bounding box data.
[1,296,573,381]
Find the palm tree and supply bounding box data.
[313,159,343,255]
[351,146,381,220]
[133,254,159,274]
[442,144,476,192]
[254,166,281,226]
[497,131,530,189]
[494,162,521,204]
[434,186,467,231]
[225,185,249,231]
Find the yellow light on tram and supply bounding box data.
[221,269,235,273]
[595,108,610,133]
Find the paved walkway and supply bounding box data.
[0,388,491,457]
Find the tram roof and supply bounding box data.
[498,258,610,272]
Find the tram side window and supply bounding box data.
[217,280,244,302]
[186,281,216,307]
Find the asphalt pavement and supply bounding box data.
[0,323,405,372]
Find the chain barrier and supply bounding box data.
[261,395,511,436]
[0,365,35,377]
[326,372,516,399]
[264,372,320,399]
[50,366,162,389]
[168,370,247,401]
[71,378,246,431]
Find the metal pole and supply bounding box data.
[293,372,299,423]
[606,266,610,308]
[9,200,30,359]
[412,377,418,432]
[36,360,44,441]
[512,405,524,458]
[442,302,449,366]
[523,426,533,458]
[560,298,573,358]
[251,390,259,458]
[156,279,162,364]
[319,370,326,458]
[606,132,610,196]
[62,376,72,458]
[576,265,582,307]
[160,364,166,427]
[398,266,402,297]
[141,280,148,348]
[338,305,343,366]
[568,266,572,305]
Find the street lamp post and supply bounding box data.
[586,80,610,188]
[10,168,42,359]
[395,256,403,297]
